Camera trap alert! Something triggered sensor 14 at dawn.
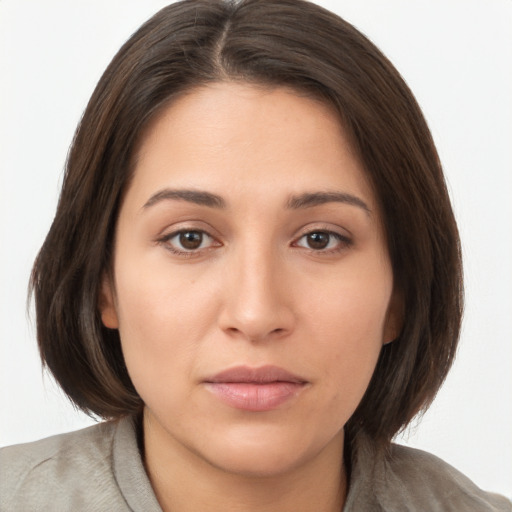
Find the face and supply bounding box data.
[101,82,400,477]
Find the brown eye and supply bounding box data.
[179,231,203,250]
[295,230,351,252]
[161,229,217,254]
[306,232,330,250]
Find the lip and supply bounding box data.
[204,365,308,412]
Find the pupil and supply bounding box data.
[308,232,329,249]
[179,231,202,249]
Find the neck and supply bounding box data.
[142,411,347,512]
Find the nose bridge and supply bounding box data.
[219,236,293,341]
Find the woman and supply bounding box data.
[1,1,510,510]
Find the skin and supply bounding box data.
[100,82,400,512]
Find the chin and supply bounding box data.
[205,444,309,478]
[194,423,342,479]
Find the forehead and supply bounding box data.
[127,81,375,212]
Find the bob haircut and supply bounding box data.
[31,0,463,449]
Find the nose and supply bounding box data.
[218,245,295,342]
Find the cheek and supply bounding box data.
[301,314,383,437]
[298,263,392,409]
[112,261,220,392]
[301,259,393,349]
[313,300,384,395]
[115,249,218,333]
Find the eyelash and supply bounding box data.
[157,228,352,257]
[293,230,352,253]
[157,230,219,258]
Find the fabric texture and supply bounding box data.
[1,417,510,511]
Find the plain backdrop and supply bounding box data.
[1,0,511,499]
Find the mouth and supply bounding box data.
[203,365,308,412]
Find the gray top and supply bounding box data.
[1,416,510,511]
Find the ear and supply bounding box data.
[383,288,404,345]
[98,273,119,329]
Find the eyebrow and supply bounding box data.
[143,189,226,209]
[142,188,370,215]
[287,191,371,214]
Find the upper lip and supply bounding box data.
[205,365,307,384]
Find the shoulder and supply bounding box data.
[381,443,512,511]
[0,421,130,512]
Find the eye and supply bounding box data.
[294,230,351,251]
[160,229,218,254]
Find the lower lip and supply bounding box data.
[205,382,305,411]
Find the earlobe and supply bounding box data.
[99,274,119,329]
[383,289,404,345]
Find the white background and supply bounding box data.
[1,0,511,499]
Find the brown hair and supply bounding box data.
[31,0,463,448]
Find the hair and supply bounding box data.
[31,0,463,450]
